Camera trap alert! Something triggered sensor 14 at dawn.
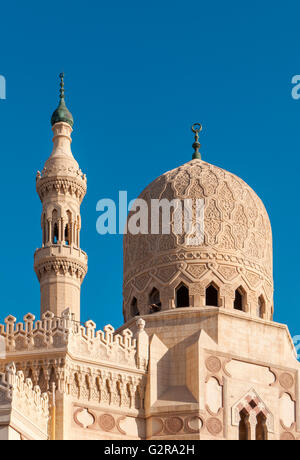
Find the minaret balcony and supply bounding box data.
[34,244,88,264]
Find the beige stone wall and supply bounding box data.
[118,308,300,440]
[0,304,299,439]
[0,363,49,440]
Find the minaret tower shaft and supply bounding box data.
[34,73,87,321]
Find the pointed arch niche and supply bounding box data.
[175,283,189,308]
[257,295,266,319]
[149,287,161,312]
[130,297,139,317]
[234,286,247,312]
[205,283,219,307]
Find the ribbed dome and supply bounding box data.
[123,159,273,321]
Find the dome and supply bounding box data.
[51,97,74,128]
[123,158,273,322]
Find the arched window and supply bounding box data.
[66,210,72,245]
[176,284,189,308]
[52,209,58,244]
[131,297,139,317]
[205,284,219,307]
[256,413,268,440]
[65,225,69,245]
[53,223,59,244]
[239,410,251,440]
[257,295,265,319]
[149,288,161,312]
[42,214,46,246]
[234,287,245,311]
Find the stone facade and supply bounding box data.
[0,83,299,440]
[0,310,148,440]
[0,363,49,440]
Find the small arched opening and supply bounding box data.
[66,210,72,245]
[176,284,189,308]
[53,223,59,244]
[239,409,251,440]
[130,297,139,317]
[149,288,161,313]
[52,209,59,244]
[257,295,265,319]
[42,214,46,246]
[205,284,219,307]
[256,412,268,441]
[234,287,246,311]
[64,225,69,245]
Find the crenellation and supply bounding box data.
[0,363,49,440]
[0,310,148,373]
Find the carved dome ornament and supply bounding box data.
[206,417,223,436]
[279,373,294,390]
[99,413,116,432]
[205,356,222,374]
[123,144,273,321]
[165,416,184,434]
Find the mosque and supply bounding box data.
[0,75,299,440]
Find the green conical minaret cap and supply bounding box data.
[51,73,74,128]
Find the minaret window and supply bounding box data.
[53,223,59,244]
[239,410,251,440]
[52,209,59,244]
[234,287,246,311]
[131,297,139,317]
[42,214,46,246]
[176,284,189,308]
[65,225,69,245]
[66,210,72,245]
[205,284,219,307]
[149,288,161,313]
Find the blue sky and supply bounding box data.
[0,1,299,339]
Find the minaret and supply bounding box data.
[34,73,87,321]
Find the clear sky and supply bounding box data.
[0,1,299,340]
